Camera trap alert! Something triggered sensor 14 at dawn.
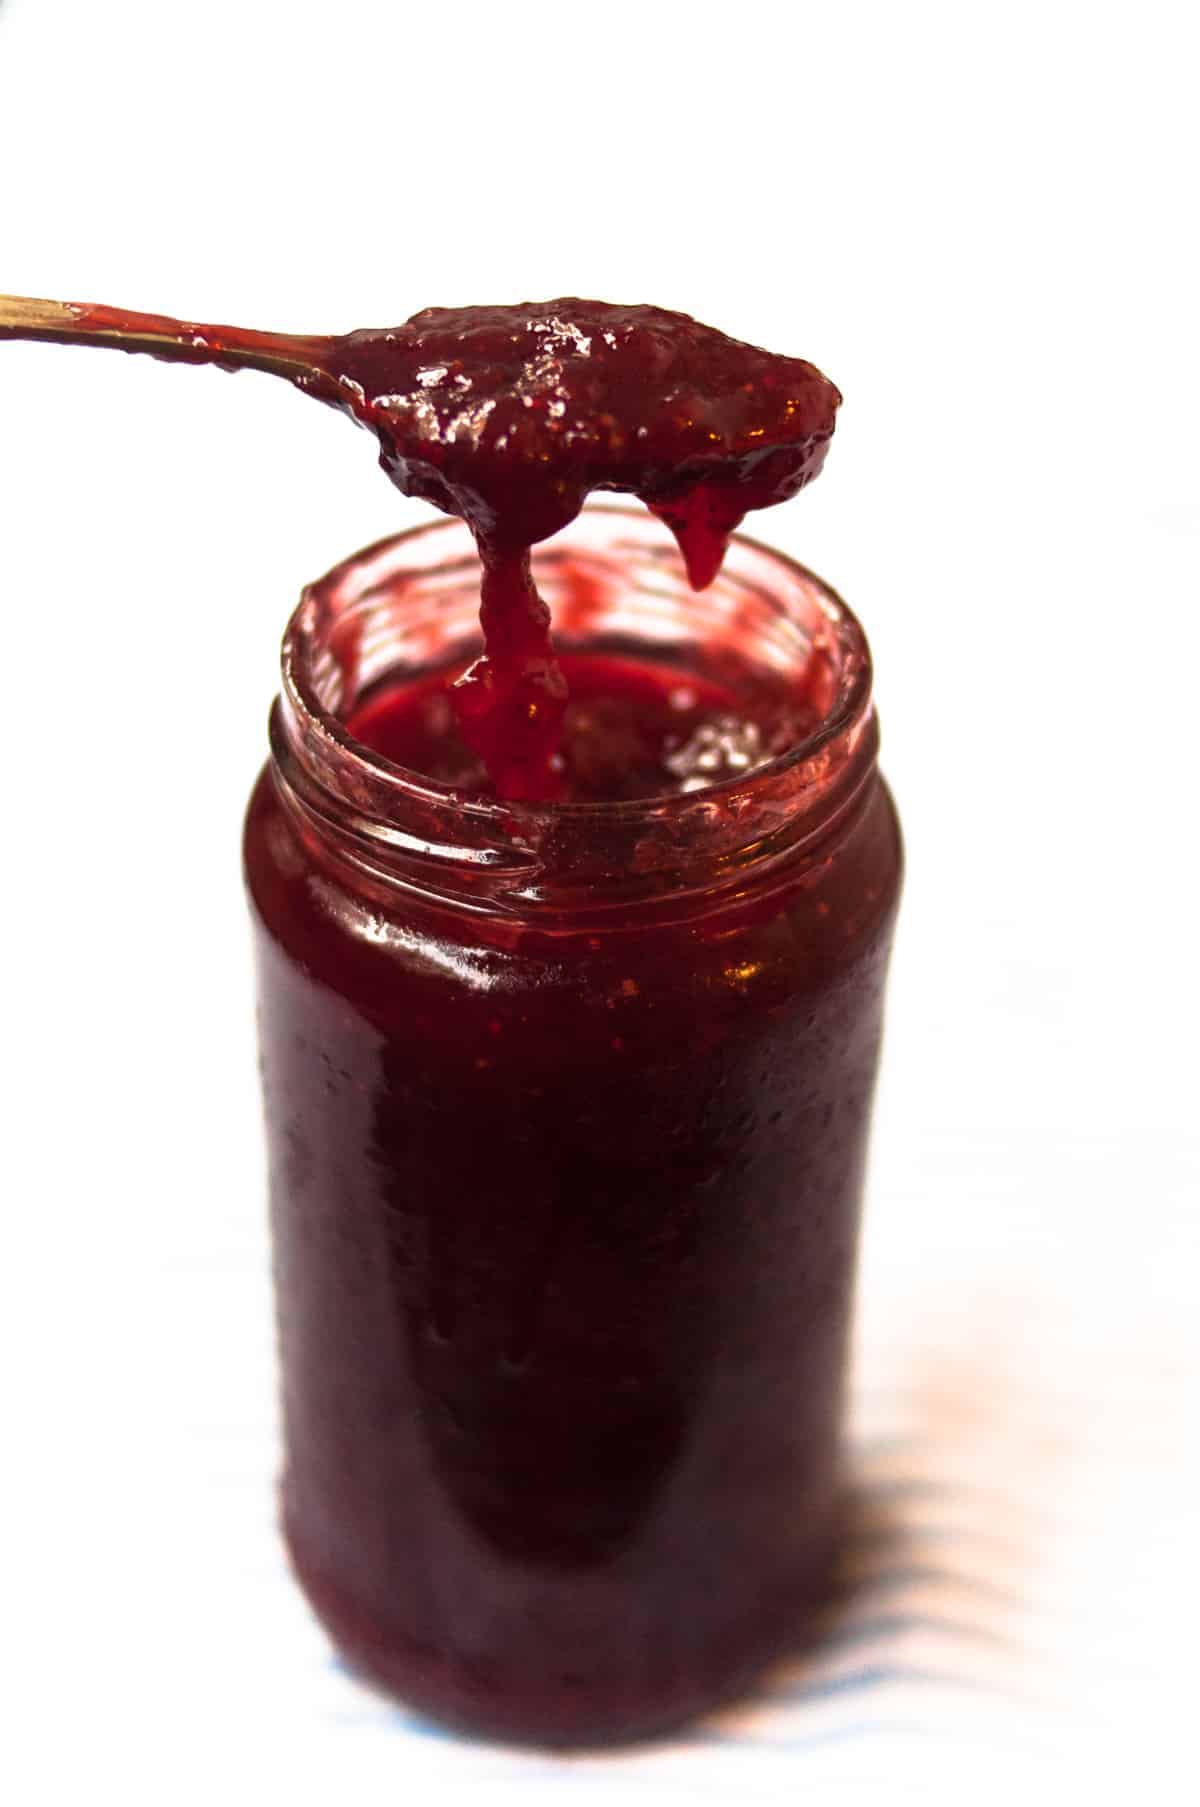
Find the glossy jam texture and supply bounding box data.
[320,301,840,571]
[322,301,840,798]
[3,295,839,799]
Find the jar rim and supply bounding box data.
[279,502,874,834]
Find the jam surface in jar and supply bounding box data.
[345,649,823,803]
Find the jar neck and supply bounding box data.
[269,508,878,925]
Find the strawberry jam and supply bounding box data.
[5,295,839,799]
[3,291,897,1743]
[245,510,901,1743]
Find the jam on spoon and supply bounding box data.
[1,293,840,799]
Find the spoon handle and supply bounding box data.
[0,292,329,381]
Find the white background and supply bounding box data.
[1,1,1196,1800]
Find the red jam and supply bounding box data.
[346,650,822,803]
[4,296,839,799]
[244,512,902,1743]
[319,301,839,797]
[4,294,898,1744]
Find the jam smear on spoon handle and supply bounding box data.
[0,291,329,382]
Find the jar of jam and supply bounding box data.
[244,506,902,1744]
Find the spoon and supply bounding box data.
[0,291,330,384]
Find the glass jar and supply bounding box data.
[244,506,902,1744]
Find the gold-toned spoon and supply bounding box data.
[0,291,331,384]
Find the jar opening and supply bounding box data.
[272,505,877,910]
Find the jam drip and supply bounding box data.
[449,545,569,802]
[2,294,840,799]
